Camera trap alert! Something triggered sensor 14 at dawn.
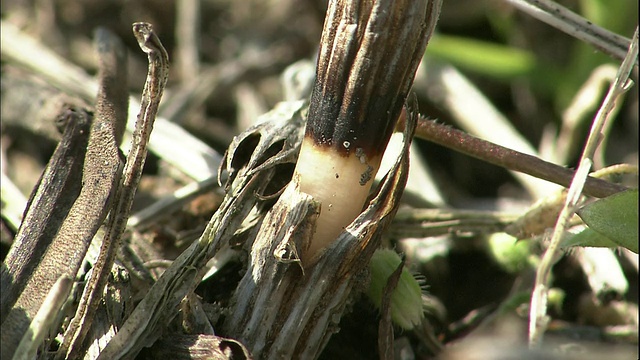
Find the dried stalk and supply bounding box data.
[293,0,438,262]
[96,100,305,359]
[219,0,442,357]
[221,100,418,359]
[0,26,127,359]
[388,208,520,239]
[57,23,167,359]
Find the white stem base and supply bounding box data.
[292,138,381,262]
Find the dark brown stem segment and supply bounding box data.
[295,0,435,262]
[411,115,628,198]
[306,0,430,156]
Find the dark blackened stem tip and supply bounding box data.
[305,0,431,159]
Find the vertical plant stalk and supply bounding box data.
[221,0,442,358]
[296,0,438,263]
[58,23,168,359]
[528,27,638,348]
[223,100,420,359]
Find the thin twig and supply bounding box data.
[58,23,168,359]
[419,60,559,199]
[412,116,629,198]
[529,26,638,348]
[505,0,636,66]
[388,208,520,239]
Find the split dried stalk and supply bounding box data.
[220,0,442,356]
[222,102,418,359]
[97,99,305,359]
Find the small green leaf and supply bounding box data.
[561,227,621,250]
[576,189,638,253]
[488,233,533,273]
[368,249,424,330]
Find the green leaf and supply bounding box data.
[576,189,638,253]
[426,34,536,79]
[488,233,533,273]
[367,249,424,330]
[561,227,622,250]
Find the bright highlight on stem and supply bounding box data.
[294,138,382,260]
[292,0,433,263]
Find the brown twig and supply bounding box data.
[412,116,629,198]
